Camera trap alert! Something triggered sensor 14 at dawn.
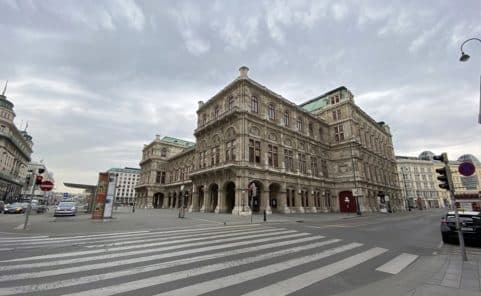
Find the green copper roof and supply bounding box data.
[161,136,196,148]
[300,86,347,112]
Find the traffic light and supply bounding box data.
[435,167,450,191]
[433,153,448,164]
[35,175,43,185]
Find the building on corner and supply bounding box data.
[136,67,401,214]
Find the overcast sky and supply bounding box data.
[1,0,480,192]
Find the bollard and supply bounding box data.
[132,205,135,213]
[263,210,266,222]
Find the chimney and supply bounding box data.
[155,134,160,140]
[198,100,204,108]
[239,66,249,78]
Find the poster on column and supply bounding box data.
[103,174,116,218]
[92,173,108,219]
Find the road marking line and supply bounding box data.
[375,253,418,274]
[0,248,13,251]
[0,230,150,244]
[0,224,260,245]
[189,218,225,224]
[242,247,388,296]
[63,241,360,296]
[152,243,366,296]
[0,229,296,272]
[0,236,332,295]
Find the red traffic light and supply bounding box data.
[35,175,43,185]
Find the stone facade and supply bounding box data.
[397,152,481,211]
[0,84,33,202]
[136,67,402,214]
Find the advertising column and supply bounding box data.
[103,174,117,218]
[92,173,108,219]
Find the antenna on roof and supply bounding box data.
[1,81,7,96]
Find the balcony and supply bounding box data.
[195,106,241,134]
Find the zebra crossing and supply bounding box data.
[0,224,419,296]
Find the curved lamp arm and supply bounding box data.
[459,38,481,61]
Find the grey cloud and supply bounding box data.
[0,0,479,190]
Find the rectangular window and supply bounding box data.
[268,104,275,120]
[330,94,340,105]
[299,153,306,174]
[161,172,166,184]
[249,139,261,164]
[321,159,328,177]
[308,122,313,136]
[296,118,303,131]
[225,140,236,161]
[211,147,220,166]
[284,149,293,171]
[283,111,289,127]
[251,97,258,113]
[155,171,161,183]
[268,144,278,168]
[311,157,318,176]
[332,109,341,120]
[334,124,344,142]
[214,106,220,118]
[228,96,235,111]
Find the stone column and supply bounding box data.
[308,190,317,213]
[215,190,225,213]
[200,185,209,212]
[189,188,199,212]
[260,189,272,215]
[294,189,305,213]
[278,185,290,213]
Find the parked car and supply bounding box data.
[54,201,77,217]
[4,202,25,214]
[441,211,481,244]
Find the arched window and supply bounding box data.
[214,105,220,118]
[161,148,167,157]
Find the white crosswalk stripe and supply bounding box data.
[0,225,419,296]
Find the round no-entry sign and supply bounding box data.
[40,180,54,192]
[458,162,475,177]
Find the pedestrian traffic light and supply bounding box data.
[35,175,43,185]
[435,167,450,191]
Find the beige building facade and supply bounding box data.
[136,67,402,214]
[0,84,33,203]
[397,152,481,211]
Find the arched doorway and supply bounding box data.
[248,180,262,213]
[339,191,356,213]
[269,183,280,212]
[152,193,164,208]
[209,184,219,212]
[224,182,236,213]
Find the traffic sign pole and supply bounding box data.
[23,172,36,230]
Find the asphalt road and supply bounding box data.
[0,208,478,296]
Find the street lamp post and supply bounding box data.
[459,37,481,124]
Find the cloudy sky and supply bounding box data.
[1,0,480,192]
